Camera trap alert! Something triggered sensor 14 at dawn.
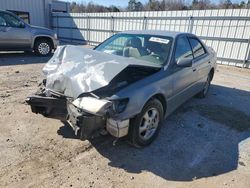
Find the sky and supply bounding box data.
[66,0,243,7]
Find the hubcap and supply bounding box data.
[38,42,50,55]
[139,108,160,141]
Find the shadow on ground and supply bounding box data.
[58,84,250,181]
[0,52,52,66]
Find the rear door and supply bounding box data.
[188,37,211,89]
[0,12,31,50]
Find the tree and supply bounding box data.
[144,0,162,11]
[69,1,120,13]
[163,0,186,10]
[191,0,212,10]
[247,0,250,7]
[108,6,120,12]
[136,1,143,11]
[219,0,233,9]
[128,0,143,11]
[191,0,199,7]
[239,1,246,8]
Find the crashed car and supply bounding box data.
[26,30,216,147]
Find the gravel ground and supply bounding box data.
[0,52,250,188]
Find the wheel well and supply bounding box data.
[34,37,53,49]
[151,94,167,115]
[209,68,215,81]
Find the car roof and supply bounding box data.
[119,30,190,38]
[0,10,15,15]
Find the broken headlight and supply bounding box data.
[112,98,129,114]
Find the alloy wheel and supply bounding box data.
[139,107,160,141]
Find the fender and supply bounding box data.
[31,35,55,49]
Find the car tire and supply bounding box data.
[129,98,164,147]
[197,72,212,98]
[34,39,52,56]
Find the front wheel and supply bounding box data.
[129,99,164,147]
[34,39,52,56]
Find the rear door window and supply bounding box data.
[174,36,193,63]
[189,38,206,58]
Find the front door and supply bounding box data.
[0,12,31,50]
[167,35,196,114]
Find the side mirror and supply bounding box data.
[176,57,193,67]
[19,21,25,28]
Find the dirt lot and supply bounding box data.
[0,52,250,188]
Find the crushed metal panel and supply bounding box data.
[43,45,161,99]
[43,45,128,98]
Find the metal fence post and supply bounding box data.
[87,16,90,44]
[188,16,194,33]
[242,37,250,68]
[142,16,147,30]
[110,16,115,35]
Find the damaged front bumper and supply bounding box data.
[26,95,68,121]
[67,97,130,140]
[26,94,130,140]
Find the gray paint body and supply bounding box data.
[27,30,217,139]
[106,31,216,120]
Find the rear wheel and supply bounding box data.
[129,99,164,147]
[197,73,212,98]
[34,39,52,56]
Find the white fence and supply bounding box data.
[52,9,250,68]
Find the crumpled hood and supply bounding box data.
[43,45,161,99]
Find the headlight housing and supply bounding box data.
[112,98,129,114]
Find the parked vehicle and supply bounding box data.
[26,30,216,147]
[0,10,58,56]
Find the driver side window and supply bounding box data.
[175,36,193,63]
[2,13,22,28]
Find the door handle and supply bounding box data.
[208,61,211,64]
[193,68,197,72]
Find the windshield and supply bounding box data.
[95,33,173,65]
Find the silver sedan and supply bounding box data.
[27,30,217,147]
